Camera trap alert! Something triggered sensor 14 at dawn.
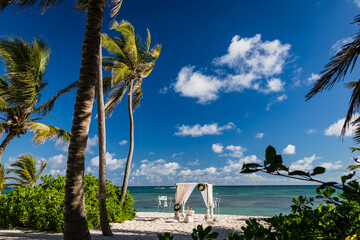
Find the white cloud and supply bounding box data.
[159,86,168,94]
[119,140,128,145]
[355,0,360,7]
[282,144,296,155]
[289,154,320,171]
[188,159,200,166]
[86,135,98,154]
[330,37,353,55]
[54,141,69,152]
[225,145,247,158]
[306,129,317,134]
[266,94,287,111]
[214,34,291,77]
[172,152,184,158]
[320,160,342,170]
[48,154,67,168]
[212,143,224,153]
[134,159,180,184]
[49,169,66,176]
[223,155,261,173]
[264,78,285,93]
[324,116,358,137]
[90,152,126,171]
[172,34,291,104]
[255,132,265,139]
[173,66,223,104]
[307,73,320,84]
[175,122,236,137]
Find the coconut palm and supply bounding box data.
[0,1,121,238]
[0,37,75,160]
[305,14,360,143]
[102,20,161,203]
[7,153,47,187]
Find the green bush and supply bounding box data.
[0,174,135,232]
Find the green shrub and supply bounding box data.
[0,174,135,232]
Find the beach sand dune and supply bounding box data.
[0,212,266,239]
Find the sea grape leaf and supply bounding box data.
[311,166,326,176]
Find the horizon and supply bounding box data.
[1,0,360,186]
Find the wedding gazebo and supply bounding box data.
[174,183,214,216]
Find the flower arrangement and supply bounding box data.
[174,203,181,212]
[197,183,206,191]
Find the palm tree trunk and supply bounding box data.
[120,80,134,204]
[63,0,106,239]
[96,40,112,236]
[0,132,16,160]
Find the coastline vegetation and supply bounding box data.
[0,174,135,232]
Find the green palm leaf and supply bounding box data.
[8,153,47,187]
[27,121,71,145]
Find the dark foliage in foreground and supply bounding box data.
[0,174,135,232]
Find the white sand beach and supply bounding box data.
[0,212,267,239]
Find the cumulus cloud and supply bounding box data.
[172,34,291,104]
[172,152,184,158]
[225,145,247,158]
[320,160,342,170]
[48,154,67,168]
[282,144,296,155]
[49,169,66,176]
[324,116,358,137]
[54,141,69,152]
[173,66,223,104]
[212,143,224,153]
[289,154,320,171]
[255,132,265,139]
[214,34,291,76]
[86,135,98,154]
[134,159,180,184]
[175,122,236,137]
[330,37,353,55]
[90,152,126,171]
[266,94,287,111]
[307,73,320,84]
[119,140,128,145]
[223,155,261,173]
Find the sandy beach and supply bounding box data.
[0,212,267,239]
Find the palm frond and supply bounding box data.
[102,34,128,63]
[34,80,78,117]
[104,84,127,117]
[342,80,360,136]
[27,121,71,145]
[110,0,122,17]
[35,160,47,183]
[132,85,143,111]
[0,0,64,13]
[145,29,151,51]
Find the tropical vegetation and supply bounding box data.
[0,37,75,160]
[7,153,47,187]
[0,174,135,232]
[102,19,161,203]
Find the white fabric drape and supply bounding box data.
[175,183,197,206]
[200,184,213,208]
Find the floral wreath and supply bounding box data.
[197,183,206,191]
[174,203,181,212]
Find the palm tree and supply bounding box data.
[0,1,121,239]
[102,20,161,203]
[7,153,47,187]
[0,162,15,194]
[0,37,75,160]
[305,14,360,143]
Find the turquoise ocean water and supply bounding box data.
[127,185,318,217]
[3,185,319,217]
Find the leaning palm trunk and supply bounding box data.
[0,132,15,160]
[120,80,134,204]
[96,41,112,236]
[63,0,106,239]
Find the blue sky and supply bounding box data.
[1,0,360,186]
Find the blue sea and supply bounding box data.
[127,185,318,217]
[3,185,319,217]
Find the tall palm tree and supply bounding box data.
[0,1,121,239]
[0,37,75,160]
[7,153,47,187]
[306,14,360,143]
[102,20,161,203]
